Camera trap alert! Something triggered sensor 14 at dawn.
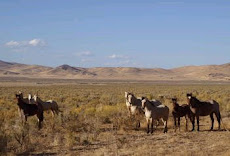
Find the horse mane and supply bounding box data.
[143,98,157,108]
[36,96,45,104]
[189,96,204,108]
[192,96,201,103]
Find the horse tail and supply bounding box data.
[219,112,229,131]
[216,101,229,132]
[218,111,221,120]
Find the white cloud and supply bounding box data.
[75,51,93,57]
[28,39,46,46]
[5,38,46,48]
[108,54,128,59]
[5,41,20,47]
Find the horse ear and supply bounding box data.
[172,98,177,101]
[125,92,128,98]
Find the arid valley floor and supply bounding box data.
[0,78,230,155]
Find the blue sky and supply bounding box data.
[0,0,230,68]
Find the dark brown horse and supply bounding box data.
[171,98,191,131]
[187,93,221,131]
[16,93,44,129]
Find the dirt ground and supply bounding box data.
[29,116,230,156]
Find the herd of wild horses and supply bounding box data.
[125,92,224,133]
[15,91,225,132]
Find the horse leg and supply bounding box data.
[150,118,154,134]
[215,111,221,130]
[173,115,177,132]
[178,117,181,131]
[21,114,26,125]
[18,108,23,121]
[210,113,214,131]
[156,119,159,126]
[135,118,140,130]
[55,109,59,115]
[154,120,159,129]
[37,112,44,130]
[51,109,55,117]
[127,106,131,117]
[191,115,195,131]
[196,116,200,131]
[163,119,168,133]
[25,115,28,122]
[185,115,188,131]
[146,118,150,134]
[137,120,140,129]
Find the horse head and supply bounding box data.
[172,98,178,106]
[33,95,38,102]
[127,92,135,105]
[172,98,177,103]
[15,93,20,99]
[186,93,198,107]
[186,93,192,104]
[28,93,32,101]
[15,91,23,99]
[141,97,148,109]
[125,92,129,99]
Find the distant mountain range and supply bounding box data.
[0,60,229,81]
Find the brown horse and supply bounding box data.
[33,95,61,116]
[16,93,44,129]
[186,93,221,131]
[171,98,191,131]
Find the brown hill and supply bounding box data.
[47,64,96,78]
[0,60,229,81]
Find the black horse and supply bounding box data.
[16,92,44,129]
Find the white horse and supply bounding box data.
[33,95,60,116]
[141,97,169,133]
[125,92,144,129]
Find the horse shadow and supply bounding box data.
[17,152,57,156]
[198,129,229,132]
